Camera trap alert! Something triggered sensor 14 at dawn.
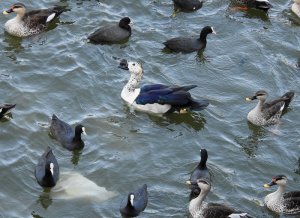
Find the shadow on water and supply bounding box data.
[37,188,52,210]
[235,122,267,157]
[3,32,24,62]
[71,149,83,166]
[147,112,207,131]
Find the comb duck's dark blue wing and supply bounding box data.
[136,84,197,106]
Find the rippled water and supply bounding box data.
[0,0,300,217]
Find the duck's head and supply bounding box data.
[119,59,143,76]
[196,179,211,192]
[245,90,268,102]
[75,124,86,136]
[254,0,272,12]
[119,17,131,30]
[264,175,287,188]
[3,3,26,15]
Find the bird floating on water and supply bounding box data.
[189,179,252,218]
[235,0,272,12]
[173,0,203,12]
[118,59,209,114]
[88,17,132,44]
[35,146,59,188]
[0,103,16,119]
[245,90,294,126]
[49,114,86,151]
[264,175,300,215]
[119,184,148,217]
[186,149,211,198]
[163,26,216,53]
[3,3,66,37]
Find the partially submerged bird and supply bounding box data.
[173,0,203,12]
[245,90,294,126]
[0,103,16,119]
[49,114,86,151]
[118,59,209,114]
[264,175,300,214]
[119,184,148,217]
[235,0,272,12]
[3,3,66,37]
[163,26,216,53]
[35,147,59,188]
[186,149,211,197]
[88,17,132,44]
[292,0,300,18]
[189,179,252,218]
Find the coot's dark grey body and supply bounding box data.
[35,147,59,188]
[49,114,85,151]
[0,104,16,119]
[189,149,210,196]
[163,26,215,53]
[173,0,203,12]
[120,184,148,217]
[88,17,131,44]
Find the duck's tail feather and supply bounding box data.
[189,98,209,111]
[281,91,295,108]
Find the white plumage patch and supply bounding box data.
[0,108,2,113]
[46,13,56,23]
[50,163,54,175]
[228,213,248,218]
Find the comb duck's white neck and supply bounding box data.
[120,60,143,105]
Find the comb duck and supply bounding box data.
[118,59,209,114]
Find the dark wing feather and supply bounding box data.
[262,101,284,120]
[140,84,169,92]
[25,6,65,27]
[136,85,197,106]
[283,197,300,211]
[284,191,300,199]
[202,203,236,218]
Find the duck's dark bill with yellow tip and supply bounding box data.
[119,59,129,70]
[245,96,257,101]
[3,8,13,15]
[264,178,277,188]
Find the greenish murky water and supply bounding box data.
[0,0,300,217]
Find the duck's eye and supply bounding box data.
[132,63,135,66]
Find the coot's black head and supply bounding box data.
[200,26,216,39]
[127,193,135,208]
[75,124,86,137]
[119,17,131,31]
[254,0,271,12]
